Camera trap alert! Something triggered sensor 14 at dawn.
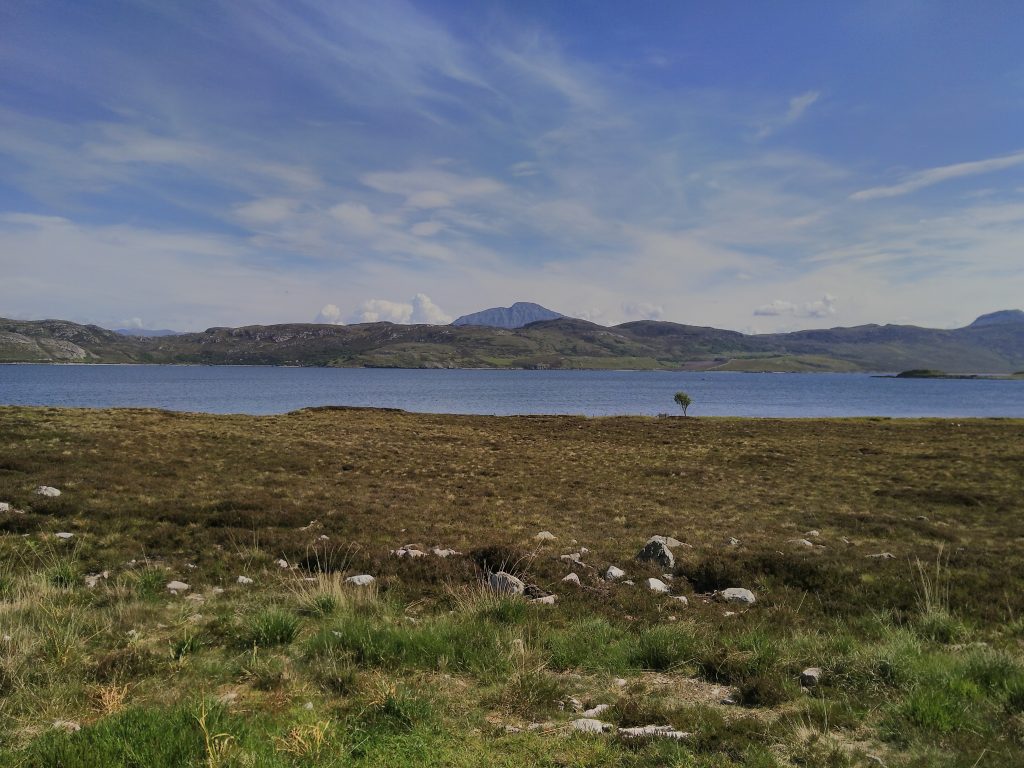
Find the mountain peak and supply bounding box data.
[452,302,564,329]
[969,310,1024,328]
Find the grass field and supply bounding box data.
[1,406,1023,766]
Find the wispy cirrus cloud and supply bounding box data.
[851,150,1024,201]
[755,90,820,140]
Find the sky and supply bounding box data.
[2,0,1023,333]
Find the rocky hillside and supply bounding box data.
[2,311,1023,372]
[452,302,563,329]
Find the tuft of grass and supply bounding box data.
[244,607,302,647]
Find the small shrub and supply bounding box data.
[170,630,203,660]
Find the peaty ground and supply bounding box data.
[0,406,1023,767]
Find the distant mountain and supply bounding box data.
[114,328,183,337]
[3,310,1023,372]
[969,310,1024,328]
[452,302,563,329]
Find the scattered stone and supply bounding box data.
[605,565,626,581]
[52,720,80,733]
[619,725,691,741]
[392,546,427,558]
[788,538,816,547]
[637,538,675,569]
[345,574,375,587]
[866,552,895,560]
[582,703,611,718]
[718,587,756,605]
[915,515,928,521]
[185,563,197,570]
[613,678,628,688]
[561,573,581,586]
[275,558,289,569]
[166,580,190,594]
[804,530,821,537]
[218,691,239,705]
[431,547,460,558]
[645,577,670,594]
[622,580,635,585]
[54,532,74,540]
[579,547,590,555]
[83,572,109,588]
[727,537,740,547]
[211,587,225,595]
[560,552,585,566]
[0,502,11,513]
[35,486,61,497]
[317,534,330,541]
[303,701,314,711]
[534,531,557,541]
[504,724,522,734]
[236,576,254,585]
[800,667,823,687]
[866,755,886,767]
[531,594,557,605]
[185,593,205,604]
[572,718,614,734]
[565,697,584,712]
[661,573,674,581]
[672,595,689,607]
[488,571,526,595]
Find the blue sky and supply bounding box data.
[2,0,1023,332]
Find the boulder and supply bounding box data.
[346,574,376,587]
[645,577,670,594]
[572,718,613,734]
[275,559,289,569]
[54,532,74,540]
[788,538,816,547]
[718,587,756,605]
[582,703,611,717]
[605,565,626,581]
[166,580,190,594]
[648,535,685,548]
[35,486,61,497]
[637,538,674,569]
[392,546,427,558]
[236,576,254,585]
[488,571,526,595]
[561,573,581,586]
[560,552,585,565]
[801,667,823,687]
[727,537,740,547]
[431,547,460,557]
[531,594,557,605]
[534,531,557,541]
[0,502,10,513]
[672,595,689,606]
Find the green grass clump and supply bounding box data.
[245,607,302,647]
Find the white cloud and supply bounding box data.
[235,197,301,225]
[406,190,452,209]
[754,294,837,318]
[851,150,1024,201]
[329,202,381,236]
[316,304,344,324]
[755,90,820,139]
[347,293,451,324]
[410,220,443,237]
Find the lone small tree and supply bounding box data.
[673,391,692,416]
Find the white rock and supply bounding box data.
[392,547,426,558]
[431,547,460,557]
[83,573,106,588]
[317,534,330,541]
[622,580,635,585]
[801,667,823,687]
[565,697,584,712]
[718,587,756,605]
[582,703,611,717]
[648,535,685,548]
[35,486,61,497]
[805,530,821,537]
[560,552,585,565]
[166,580,190,594]
[211,587,225,595]
[534,531,557,541]
[645,577,670,593]
[303,701,314,710]
[236,576,254,585]
[788,538,816,547]
[605,565,626,581]
[619,725,691,741]
[185,563,197,570]
[727,537,740,547]
[185,593,205,604]
[0,502,10,513]
[345,574,375,586]
[866,552,895,560]
[672,595,689,606]
[613,678,628,688]
[572,718,613,734]
[55,532,74,540]
[488,571,526,595]
[52,720,80,733]
[531,594,557,605]
[561,573,581,585]
[275,558,289,569]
